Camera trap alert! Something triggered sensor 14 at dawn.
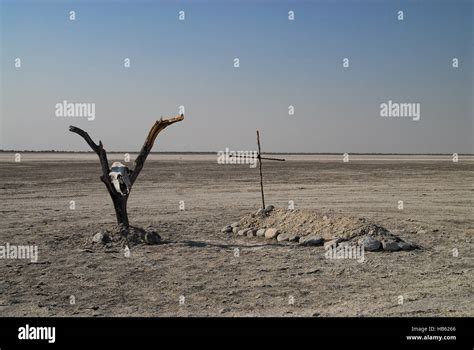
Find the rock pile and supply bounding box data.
[91,224,162,247]
[222,206,418,252]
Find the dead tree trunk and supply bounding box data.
[69,114,184,230]
[111,192,129,228]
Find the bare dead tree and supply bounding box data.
[69,114,184,230]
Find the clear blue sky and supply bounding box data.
[1,0,472,153]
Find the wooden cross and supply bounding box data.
[227,130,285,209]
[255,130,285,210]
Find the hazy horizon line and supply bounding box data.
[1,150,473,156]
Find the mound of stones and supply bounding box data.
[92,224,162,247]
[221,206,418,252]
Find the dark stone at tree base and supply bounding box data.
[299,234,324,246]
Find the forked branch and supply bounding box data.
[130,114,184,184]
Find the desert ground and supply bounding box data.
[0,153,472,317]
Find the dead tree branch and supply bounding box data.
[130,114,184,185]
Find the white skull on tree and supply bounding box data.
[109,162,131,196]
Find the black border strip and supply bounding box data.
[0,317,471,347]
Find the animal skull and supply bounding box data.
[109,162,131,196]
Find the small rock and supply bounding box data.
[382,239,400,251]
[237,229,248,236]
[221,225,232,233]
[92,232,103,243]
[264,205,275,215]
[231,222,240,228]
[324,238,342,249]
[417,229,427,234]
[276,232,292,242]
[92,230,110,244]
[288,233,300,242]
[358,236,381,251]
[144,231,161,245]
[398,241,416,251]
[256,229,266,237]
[264,228,279,239]
[219,307,231,314]
[254,208,265,217]
[247,229,256,237]
[323,215,328,221]
[232,227,239,234]
[299,234,324,246]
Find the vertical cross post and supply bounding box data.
[255,130,285,211]
[227,130,285,211]
[256,130,265,210]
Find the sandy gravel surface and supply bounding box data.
[0,153,472,316]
